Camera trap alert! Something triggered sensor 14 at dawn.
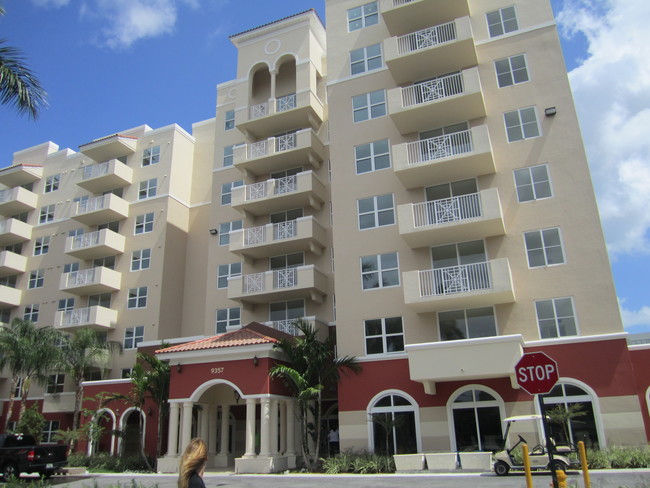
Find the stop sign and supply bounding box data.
[515,352,559,395]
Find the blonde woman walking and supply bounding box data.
[178,438,208,488]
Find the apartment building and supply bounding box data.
[2,0,650,475]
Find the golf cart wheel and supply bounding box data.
[494,461,510,476]
[550,460,567,473]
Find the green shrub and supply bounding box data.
[586,446,650,469]
[67,452,155,472]
[3,478,51,488]
[321,450,395,474]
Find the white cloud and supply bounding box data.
[30,0,70,7]
[619,298,650,333]
[556,0,650,257]
[79,0,182,49]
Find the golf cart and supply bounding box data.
[493,415,578,476]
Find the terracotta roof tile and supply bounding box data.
[229,9,320,39]
[155,322,293,354]
[79,133,138,148]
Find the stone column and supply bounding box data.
[244,398,257,458]
[208,405,218,456]
[270,69,277,110]
[180,402,193,454]
[269,398,278,456]
[279,400,287,455]
[215,404,230,466]
[167,402,180,456]
[259,397,272,457]
[285,399,296,457]
[199,405,209,445]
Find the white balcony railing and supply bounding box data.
[396,21,456,55]
[243,221,297,246]
[249,102,269,120]
[70,230,101,250]
[412,193,481,227]
[77,195,108,214]
[419,262,491,297]
[60,307,93,326]
[276,93,297,112]
[401,72,464,107]
[406,129,473,165]
[243,267,298,294]
[393,0,414,5]
[245,175,297,201]
[0,189,12,203]
[247,133,298,159]
[271,319,300,336]
[81,161,110,180]
[64,268,100,287]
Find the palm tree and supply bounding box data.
[269,319,361,471]
[0,5,48,119]
[0,319,61,428]
[57,328,122,452]
[137,351,170,457]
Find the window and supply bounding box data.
[352,90,386,122]
[545,382,600,447]
[216,307,241,333]
[134,212,154,234]
[495,54,529,87]
[0,275,17,288]
[127,287,148,309]
[218,220,242,246]
[223,144,235,167]
[131,249,151,271]
[270,252,304,270]
[270,208,303,224]
[98,220,120,233]
[89,293,111,308]
[57,298,75,311]
[46,373,65,394]
[28,269,44,289]
[358,194,395,230]
[365,316,404,355]
[221,180,244,205]
[121,368,133,378]
[68,228,84,238]
[63,262,80,273]
[355,139,390,174]
[138,178,157,200]
[142,145,160,166]
[39,204,55,224]
[217,262,242,289]
[369,392,419,455]
[535,297,577,338]
[44,174,60,193]
[93,255,115,270]
[5,242,23,254]
[224,109,235,130]
[42,420,60,444]
[504,107,540,142]
[487,6,518,37]
[450,388,504,451]
[439,307,497,341]
[124,325,145,349]
[14,378,23,398]
[525,228,565,267]
[84,370,102,381]
[514,165,552,202]
[350,43,382,75]
[361,252,399,290]
[33,236,50,256]
[270,299,305,335]
[23,304,39,322]
[348,1,378,31]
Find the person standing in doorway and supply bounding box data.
[178,438,208,488]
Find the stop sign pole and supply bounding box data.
[515,352,560,488]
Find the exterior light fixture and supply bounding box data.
[253,355,259,367]
[234,390,241,404]
[544,107,557,116]
[176,363,182,373]
[209,228,218,235]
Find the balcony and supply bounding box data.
[77,159,133,193]
[0,250,27,277]
[0,164,43,188]
[232,170,327,217]
[0,186,38,217]
[402,258,515,313]
[0,218,32,246]
[59,266,121,295]
[393,125,494,188]
[387,67,485,135]
[0,285,21,308]
[262,316,327,336]
[397,188,505,248]
[236,91,325,139]
[79,134,137,162]
[70,193,129,226]
[64,228,125,260]
[54,306,117,331]
[384,17,476,85]
[380,0,470,36]
[42,393,75,413]
[234,129,326,177]
[406,335,524,394]
[228,265,328,304]
[230,217,327,261]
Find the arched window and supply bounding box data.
[544,381,601,448]
[449,387,504,451]
[368,391,420,455]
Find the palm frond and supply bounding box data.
[0,40,48,119]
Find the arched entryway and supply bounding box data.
[367,390,421,455]
[120,409,145,457]
[90,409,116,456]
[448,385,505,452]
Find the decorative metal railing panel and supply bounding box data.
[244,226,266,246]
[243,273,265,294]
[275,133,297,152]
[274,220,297,240]
[77,195,107,214]
[272,319,300,336]
[246,181,268,200]
[66,268,98,287]
[275,175,297,195]
[248,140,268,159]
[412,192,481,227]
[406,129,473,165]
[274,268,297,289]
[396,21,457,55]
[419,262,491,297]
[61,308,91,326]
[276,93,297,112]
[250,102,268,119]
[71,231,101,249]
[401,72,464,107]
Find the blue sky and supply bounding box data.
[1,0,649,333]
